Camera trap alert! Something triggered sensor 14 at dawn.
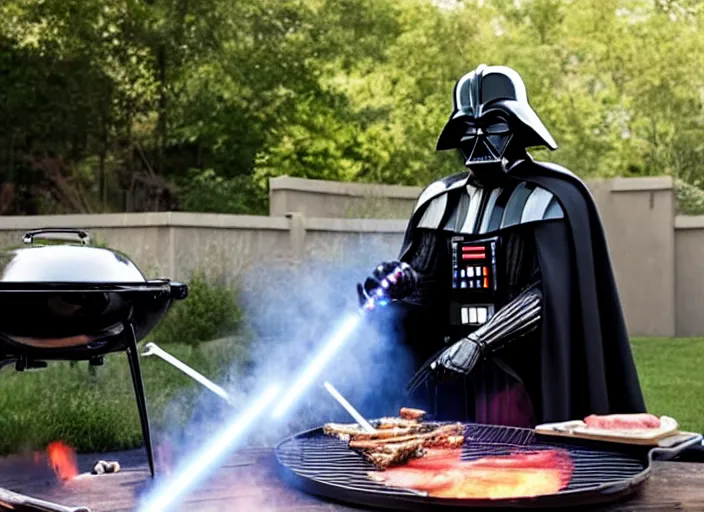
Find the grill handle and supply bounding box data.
[169,281,189,300]
[23,228,90,245]
[649,433,703,462]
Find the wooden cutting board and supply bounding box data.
[535,416,680,446]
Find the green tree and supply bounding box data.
[1,0,703,215]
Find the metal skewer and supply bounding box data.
[142,342,233,405]
[323,381,376,433]
[0,487,91,512]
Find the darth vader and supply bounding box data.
[358,64,647,427]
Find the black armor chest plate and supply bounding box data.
[402,177,551,338]
[447,228,539,334]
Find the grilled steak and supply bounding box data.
[349,424,465,451]
[322,423,367,440]
[359,439,426,469]
[400,407,427,420]
[375,418,424,429]
[324,408,466,470]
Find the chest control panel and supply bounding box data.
[450,236,500,329]
[451,238,498,291]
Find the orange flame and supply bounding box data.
[47,441,79,482]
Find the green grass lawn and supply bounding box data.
[0,337,701,455]
[0,338,248,456]
[631,337,704,434]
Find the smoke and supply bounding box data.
[150,237,420,469]
[230,250,418,443]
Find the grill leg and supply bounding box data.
[125,322,155,478]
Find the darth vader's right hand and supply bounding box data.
[429,335,483,379]
[406,335,482,394]
[356,260,418,309]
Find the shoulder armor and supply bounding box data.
[478,182,564,234]
[413,172,470,213]
[530,160,580,181]
[412,167,569,236]
[437,181,565,235]
[523,159,596,207]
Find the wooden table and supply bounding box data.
[1,448,703,511]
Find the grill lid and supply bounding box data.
[0,229,146,284]
[0,228,188,357]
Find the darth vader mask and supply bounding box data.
[457,114,513,166]
[437,65,557,182]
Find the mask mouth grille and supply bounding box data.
[466,138,500,164]
[460,131,515,168]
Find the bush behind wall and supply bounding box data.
[149,271,243,346]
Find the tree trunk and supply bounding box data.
[99,120,109,208]
[156,45,167,174]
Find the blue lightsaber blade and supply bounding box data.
[136,384,280,512]
[271,264,402,421]
[135,265,401,512]
[271,312,362,419]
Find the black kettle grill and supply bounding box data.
[0,228,188,477]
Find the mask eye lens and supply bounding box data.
[463,125,477,136]
[486,122,510,134]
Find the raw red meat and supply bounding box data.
[583,413,661,430]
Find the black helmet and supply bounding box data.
[437,64,557,168]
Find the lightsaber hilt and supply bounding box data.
[362,262,417,312]
[142,342,233,405]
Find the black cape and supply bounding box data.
[395,157,647,423]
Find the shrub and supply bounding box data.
[675,178,704,215]
[176,168,267,215]
[149,271,242,346]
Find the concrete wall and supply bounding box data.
[0,212,406,284]
[1,174,703,337]
[674,216,704,337]
[592,177,676,337]
[270,176,420,219]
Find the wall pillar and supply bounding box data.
[286,212,306,260]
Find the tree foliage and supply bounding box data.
[1,0,703,215]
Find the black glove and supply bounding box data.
[429,334,484,379]
[356,260,419,309]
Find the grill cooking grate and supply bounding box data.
[276,422,653,509]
